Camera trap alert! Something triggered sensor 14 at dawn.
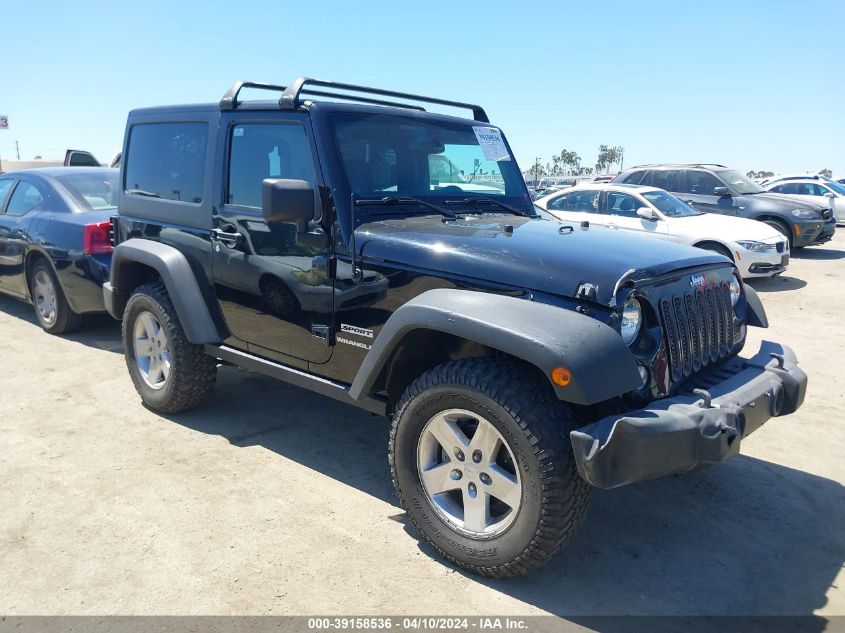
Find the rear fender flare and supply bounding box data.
[107,238,221,344]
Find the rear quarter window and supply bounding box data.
[124,122,208,204]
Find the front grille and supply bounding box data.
[660,282,734,384]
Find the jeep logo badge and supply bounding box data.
[689,275,705,288]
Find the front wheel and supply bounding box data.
[763,218,793,250]
[389,358,590,577]
[123,281,216,413]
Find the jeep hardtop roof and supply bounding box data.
[128,76,492,126]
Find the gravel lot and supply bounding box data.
[0,234,843,618]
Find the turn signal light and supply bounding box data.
[551,366,572,387]
[83,221,114,255]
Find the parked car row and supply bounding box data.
[535,183,790,279]
[613,164,835,249]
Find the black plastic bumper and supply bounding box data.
[570,341,807,489]
[795,218,836,247]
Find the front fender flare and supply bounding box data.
[744,285,768,328]
[348,289,642,406]
[105,238,221,344]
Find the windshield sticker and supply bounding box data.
[473,127,511,162]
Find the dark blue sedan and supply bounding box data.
[0,167,117,334]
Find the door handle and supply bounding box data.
[211,228,242,245]
[684,200,695,205]
[607,223,618,229]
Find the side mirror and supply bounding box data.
[713,186,731,197]
[261,179,315,232]
[636,207,657,221]
[824,192,835,199]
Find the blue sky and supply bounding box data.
[2,0,843,176]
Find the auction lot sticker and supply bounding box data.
[473,126,510,161]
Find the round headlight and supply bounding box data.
[620,298,642,345]
[729,274,741,306]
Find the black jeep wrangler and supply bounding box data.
[104,78,807,577]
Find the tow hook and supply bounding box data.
[693,388,713,409]
[769,352,786,369]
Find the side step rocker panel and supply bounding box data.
[205,344,388,416]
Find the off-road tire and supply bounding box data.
[389,358,590,578]
[28,258,83,334]
[123,281,216,413]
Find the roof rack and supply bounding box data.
[220,77,490,122]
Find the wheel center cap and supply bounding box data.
[464,463,478,476]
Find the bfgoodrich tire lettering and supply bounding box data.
[389,358,590,577]
[123,281,216,413]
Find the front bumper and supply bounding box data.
[570,341,807,489]
[794,217,836,247]
[737,251,789,278]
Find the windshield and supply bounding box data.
[823,179,845,195]
[641,190,700,217]
[55,171,119,210]
[716,170,764,194]
[330,113,529,211]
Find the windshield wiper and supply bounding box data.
[444,197,529,217]
[126,188,163,199]
[354,196,457,219]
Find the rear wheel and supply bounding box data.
[28,259,83,334]
[389,358,590,577]
[123,281,216,413]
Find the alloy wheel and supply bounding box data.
[133,311,171,390]
[416,408,522,538]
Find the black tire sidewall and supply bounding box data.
[393,384,547,568]
[765,219,793,248]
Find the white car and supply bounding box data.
[761,175,844,225]
[536,183,790,279]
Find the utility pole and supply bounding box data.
[15,140,20,160]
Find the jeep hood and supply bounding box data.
[356,214,728,306]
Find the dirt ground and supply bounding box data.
[0,234,843,619]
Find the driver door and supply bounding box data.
[212,115,334,366]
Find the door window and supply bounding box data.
[66,151,100,167]
[682,170,722,195]
[6,182,43,216]
[563,190,600,213]
[546,193,568,211]
[650,169,681,192]
[0,178,15,210]
[606,192,641,218]
[227,123,316,209]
